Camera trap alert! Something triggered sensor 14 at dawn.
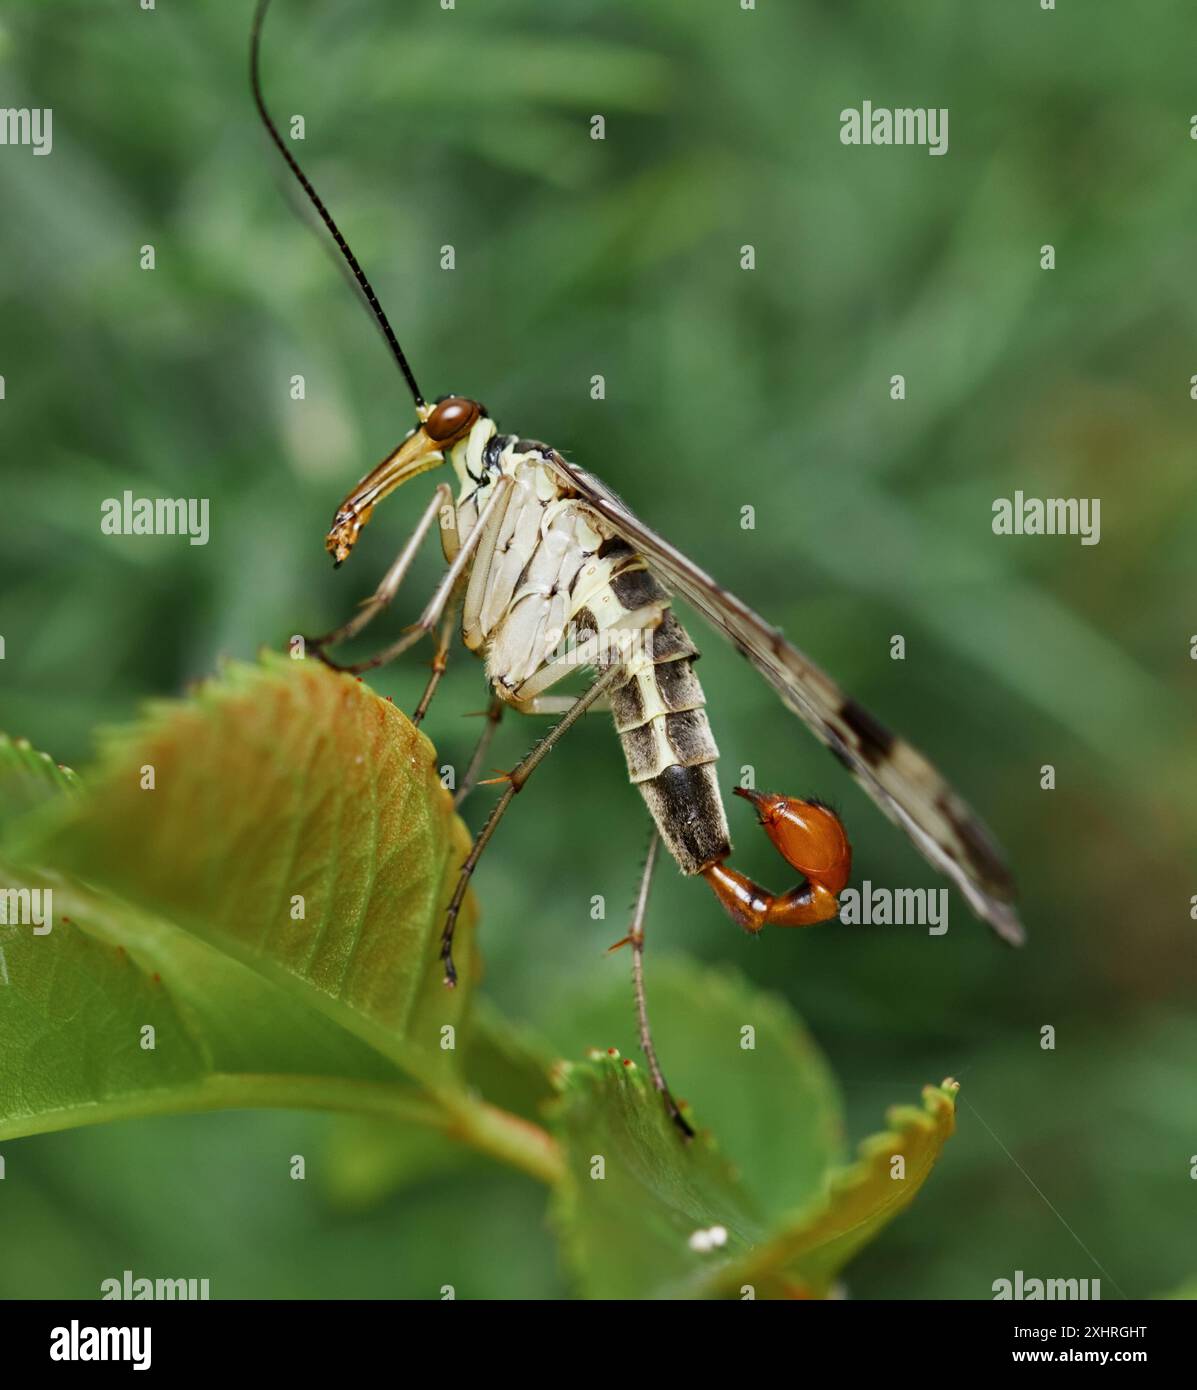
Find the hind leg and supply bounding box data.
[608,833,694,1139]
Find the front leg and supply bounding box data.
[307,481,453,660]
[321,476,511,676]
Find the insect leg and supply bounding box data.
[338,476,512,676]
[702,789,852,933]
[307,482,452,659]
[608,834,694,1140]
[453,692,505,809]
[440,660,626,987]
[453,661,620,806]
[452,680,615,812]
[411,585,463,727]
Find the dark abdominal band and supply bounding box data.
[638,761,731,876]
[601,562,732,875]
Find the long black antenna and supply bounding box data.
[250,0,425,408]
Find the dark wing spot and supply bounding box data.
[941,798,1016,894]
[839,698,896,768]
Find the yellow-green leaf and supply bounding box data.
[0,733,81,836]
[701,1080,959,1298]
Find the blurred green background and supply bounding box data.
[1,0,1194,1298]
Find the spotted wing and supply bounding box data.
[543,447,1023,946]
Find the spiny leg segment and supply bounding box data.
[411,590,462,728]
[440,662,626,987]
[608,833,694,1139]
[453,693,505,809]
[452,687,616,808]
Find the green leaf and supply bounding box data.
[0,690,562,1186]
[550,1049,766,1300]
[542,957,846,1219]
[0,863,434,1143]
[701,1080,960,1299]
[0,709,439,1138]
[544,961,955,1299]
[12,654,479,1089]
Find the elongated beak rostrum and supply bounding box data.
[325,422,443,566]
[324,396,483,565]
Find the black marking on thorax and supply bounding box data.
[483,433,508,474]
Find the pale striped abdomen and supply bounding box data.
[585,554,731,876]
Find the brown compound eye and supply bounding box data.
[425,396,480,444]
